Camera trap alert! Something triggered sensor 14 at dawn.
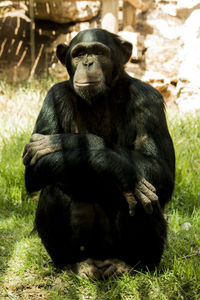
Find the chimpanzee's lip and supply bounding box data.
[75,81,100,87]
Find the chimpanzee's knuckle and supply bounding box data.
[43,140,50,148]
[31,133,42,142]
[30,135,36,142]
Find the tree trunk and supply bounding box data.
[101,0,118,33]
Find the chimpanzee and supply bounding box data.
[23,28,175,278]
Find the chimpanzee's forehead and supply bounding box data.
[78,30,98,42]
[70,29,115,47]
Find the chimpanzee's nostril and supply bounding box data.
[88,61,93,67]
[83,58,93,67]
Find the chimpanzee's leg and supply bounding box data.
[115,203,167,270]
[35,184,103,266]
[35,185,78,266]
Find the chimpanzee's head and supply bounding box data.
[56,29,132,103]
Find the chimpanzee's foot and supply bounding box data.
[73,258,131,279]
[73,258,102,279]
[94,258,131,278]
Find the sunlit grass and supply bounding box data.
[0,79,199,299]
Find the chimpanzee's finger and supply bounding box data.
[141,177,156,192]
[124,192,137,216]
[23,148,33,165]
[23,153,28,165]
[23,144,43,165]
[30,148,52,165]
[135,188,153,214]
[30,133,44,142]
[137,181,158,203]
[22,141,41,159]
[22,143,29,158]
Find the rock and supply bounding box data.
[176,0,200,20]
[26,0,101,24]
[182,222,192,231]
[176,10,200,113]
[124,7,182,103]
[141,9,182,81]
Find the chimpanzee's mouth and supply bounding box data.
[75,81,100,87]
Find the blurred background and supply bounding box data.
[0,0,200,112]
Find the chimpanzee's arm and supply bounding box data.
[24,133,160,215]
[24,81,175,213]
[24,87,143,214]
[24,87,137,193]
[25,147,135,192]
[128,81,175,208]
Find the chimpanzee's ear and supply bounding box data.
[56,43,69,65]
[119,39,133,64]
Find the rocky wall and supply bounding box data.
[1,0,200,112]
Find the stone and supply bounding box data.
[176,0,200,19]
[26,0,101,24]
[181,222,192,231]
[176,10,200,113]
[141,9,182,81]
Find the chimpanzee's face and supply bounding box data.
[70,41,113,102]
[56,29,132,103]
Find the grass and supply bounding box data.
[0,78,200,299]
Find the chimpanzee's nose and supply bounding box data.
[83,57,93,67]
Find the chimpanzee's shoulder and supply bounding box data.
[127,76,164,107]
[48,80,72,99]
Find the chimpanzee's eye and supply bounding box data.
[78,51,86,57]
[91,45,111,57]
[72,46,86,58]
[93,48,104,56]
[73,52,84,58]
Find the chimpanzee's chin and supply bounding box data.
[75,86,106,104]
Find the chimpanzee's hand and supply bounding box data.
[23,133,61,166]
[124,177,158,216]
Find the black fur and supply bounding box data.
[25,29,175,269]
